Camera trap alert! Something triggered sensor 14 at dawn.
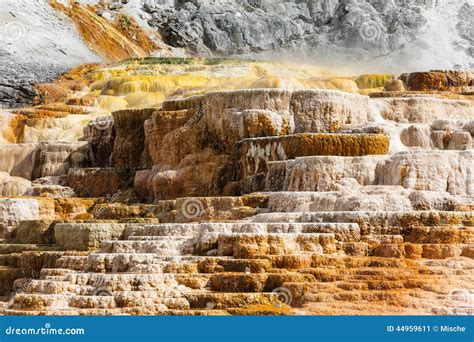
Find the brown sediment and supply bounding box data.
[50,1,150,61]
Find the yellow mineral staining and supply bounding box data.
[124,93,165,108]
[82,58,379,109]
[35,105,92,115]
[118,80,152,94]
[1,115,26,144]
[250,76,306,90]
[54,198,98,221]
[13,109,69,120]
[355,74,395,89]
[66,97,96,107]
[358,88,384,96]
[73,213,94,221]
[227,304,293,316]
[303,78,360,93]
[96,96,128,111]
[3,58,393,145]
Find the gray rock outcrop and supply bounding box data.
[143,0,474,72]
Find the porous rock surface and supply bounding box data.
[0,61,472,316]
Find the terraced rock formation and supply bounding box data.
[0,60,472,315]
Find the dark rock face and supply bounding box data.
[0,61,68,108]
[143,0,432,58]
[0,83,37,109]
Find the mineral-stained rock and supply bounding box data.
[84,116,115,167]
[375,151,473,195]
[448,131,472,150]
[408,191,460,211]
[356,74,395,90]
[399,125,434,149]
[374,97,474,123]
[67,168,134,198]
[398,123,472,151]
[92,203,153,220]
[0,198,55,236]
[290,90,370,133]
[1,58,473,317]
[14,220,55,244]
[151,151,234,201]
[0,172,31,196]
[144,109,197,166]
[175,196,259,223]
[33,142,91,179]
[0,142,91,181]
[54,198,97,221]
[113,109,154,169]
[266,155,387,192]
[401,71,449,91]
[401,70,473,90]
[19,251,85,279]
[384,79,406,92]
[136,89,376,200]
[0,144,38,179]
[54,223,126,250]
[239,133,389,177]
[163,89,294,151]
[26,184,76,198]
[267,187,414,213]
[251,211,474,232]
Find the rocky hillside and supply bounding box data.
[0,0,99,108]
[0,0,179,108]
[143,0,474,71]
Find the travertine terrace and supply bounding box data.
[0,59,472,315]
